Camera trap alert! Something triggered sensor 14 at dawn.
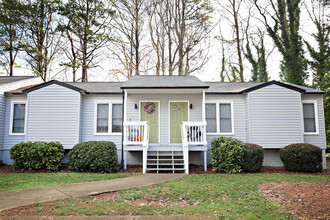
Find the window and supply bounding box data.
[206,101,233,134]
[303,102,318,134]
[10,102,26,134]
[112,104,122,132]
[95,102,122,134]
[206,104,216,133]
[97,104,109,133]
[220,104,232,133]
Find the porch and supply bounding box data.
[120,76,210,174]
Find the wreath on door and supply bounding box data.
[144,102,155,114]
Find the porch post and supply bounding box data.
[204,151,207,171]
[202,90,206,122]
[124,151,127,169]
[123,89,128,169]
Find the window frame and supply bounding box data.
[302,100,319,135]
[205,100,234,135]
[94,100,123,135]
[9,101,27,136]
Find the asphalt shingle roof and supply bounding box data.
[5,77,325,95]
[0,76,36,85]
[120,76,209,89]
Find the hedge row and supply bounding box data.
[211,137,323,173]
[10,141,118,172]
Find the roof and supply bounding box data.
[5,78,325,95]
[120,76,209,89]
[66,82,123,94]
[0,76,37,85]
[206,80,325,94]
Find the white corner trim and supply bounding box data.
[9,101,27,136]
[302,100,319,135]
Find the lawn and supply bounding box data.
[13,173,329,219]
[0,172,133,193]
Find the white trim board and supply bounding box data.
[205,100,235,135]
[9,101,27,136]
[94,100,123,136]
[302,100,319,135]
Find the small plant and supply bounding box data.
[10,141,64,171]
[67,141,118,173]
[210,136,244,173]
[280,143,323,173]
[242,143,264,172]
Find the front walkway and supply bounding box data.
[0,174,185,211]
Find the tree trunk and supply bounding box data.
[232,0,244,82]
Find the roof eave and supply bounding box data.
[22,80,87,94]
[120,86,209,89]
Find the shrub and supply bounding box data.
[67,141,118,173]
[211,136,244,173]
[242,143,264,172]
[280,143,323,173]
[10,141,64,171]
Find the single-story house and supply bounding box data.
[0,75,327,173]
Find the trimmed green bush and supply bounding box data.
[242,143,264,172]
[67,141,118,173]
[280,143,323,173]
[211,137,244,173]
[10,141,64,171]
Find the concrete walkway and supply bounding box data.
[0,174,185,211]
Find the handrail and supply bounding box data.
[181,121,207,145]
[123,121,148,147]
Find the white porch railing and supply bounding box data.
[181,121,207,174]
[123,121,149,173]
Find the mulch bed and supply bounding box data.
[259,182,330,219]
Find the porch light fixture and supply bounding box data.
[134,104,138,109]
[190,104,193,109]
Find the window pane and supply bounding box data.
[112,104,122,132]
[206,104,216,133]
[12,104,25,133]
[97,104,108,133]
[206,104,216,117]
[303,104,315,118]
[206,119,216,133]
[220,104,232,133]
[303,103,316,132]
[220,118,232,132]
[220,104,231,118]
[304,118,316,132]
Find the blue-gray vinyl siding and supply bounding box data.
[248,84,303,148]
[302,94,327,149]
[25,84,80,148]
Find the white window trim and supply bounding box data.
[302,100,319,135]
[205,100,235,135]
[9,101,27,136]
[94,100,123,135]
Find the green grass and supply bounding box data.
[36,173,329,219]
[0,172,134,192]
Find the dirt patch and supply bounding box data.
[259,182,330,219]
[94,191,194,207]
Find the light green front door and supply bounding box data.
[141,102,159,143]
[170,102,188,143]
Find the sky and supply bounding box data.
[3,0,327,84]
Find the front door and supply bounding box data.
[141,102,159,143]
[170,102,188,143]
